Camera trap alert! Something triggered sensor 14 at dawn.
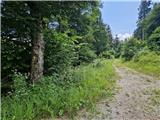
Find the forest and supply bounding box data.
[1,1,160,120]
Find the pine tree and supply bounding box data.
[112,35,121,58]
[138,0,151,20]
[134,0,151,39]
[106,25,113,48]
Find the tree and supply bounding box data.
[1,1,104,84]
[143,3,160,38]
[92,12,111,56]
[1,1,33,88]
[112,35,121,58]
[106,25,113,48]
[138,0,151,20]
[134,0,151,39]
[2,1,59,83]
[148,27,160,53]
[27,2,44,83]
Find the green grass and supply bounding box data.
[149,89,160,106]
[2,59,117,120]
[145,88,160,113]
[116,52,160,78]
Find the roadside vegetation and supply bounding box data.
[116,51,160,78]
[124,51,160,78]
[145,88,160,115]
[117,2,160,79]
[2,1,117,119]
[2,60,117,120]
[149,89,160,106]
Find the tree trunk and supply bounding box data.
[30,20,44,83]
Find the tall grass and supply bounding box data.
[2,59,117,120]
[146,88,160,114]
[149,89,160,106]
[125,52,160,78]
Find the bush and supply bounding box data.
[44,30,76,75]
[133,49,150,62]
[1,38,31,94]
[78,44,97,63]
[133,51,160,65]
[2,59,116,120]
[12,74,28,95]
[148,27,160,54]
[100,50,115,59]
[121,37,146,61]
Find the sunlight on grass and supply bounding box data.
[115,52,160,79]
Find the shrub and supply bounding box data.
[78,44,97,63]
[44,30,76,75]
[100,51,115,59]
[121,37,146,61]
[148,27,160,54]
[133,48,150,62]
[2,59,116,120]
[133,51,160,65]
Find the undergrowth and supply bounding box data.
[2,59,117,120]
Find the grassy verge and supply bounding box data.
[149,89,160,106]
[145,88,160,114]
[125,62,160,79]
[115,52,160,78]
[2,59,117,120]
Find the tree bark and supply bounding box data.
[30,20,44,83]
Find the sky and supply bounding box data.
[101,1,140,40]
[101,0,160,40]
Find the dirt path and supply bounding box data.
[76,66,160,120]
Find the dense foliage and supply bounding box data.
[2,60,116,119]
[1,1,117,119]
[1,1,113,90]
[148,26,160,53]
[121,38,146,61]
